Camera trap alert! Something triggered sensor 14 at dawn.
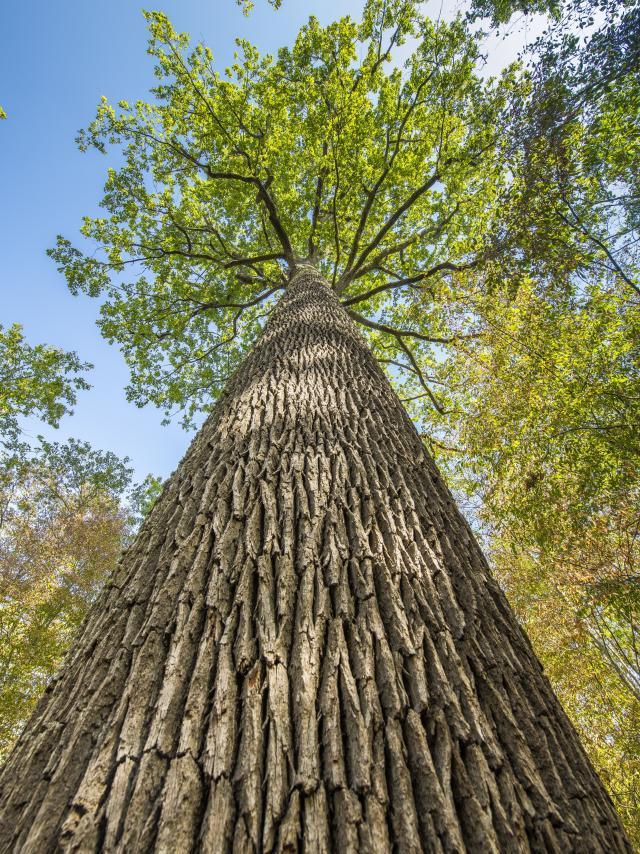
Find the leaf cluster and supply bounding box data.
[0,324,91,448]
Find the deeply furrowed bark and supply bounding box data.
[0,265,630,852]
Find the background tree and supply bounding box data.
[432,272,640,842]
[0,303,160,765]
[468,0,639,289]
[0,323,90,450]
[0,441,137,761]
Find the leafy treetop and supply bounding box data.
[50,1,520,427]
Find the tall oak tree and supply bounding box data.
[0,3,631,851]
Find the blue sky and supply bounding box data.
[0,0,544,484]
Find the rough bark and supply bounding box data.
[0,265,631,852]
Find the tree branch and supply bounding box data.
[394,336,445,414]
[348,308,476,345]
[341,273,429,307]
[343,72,436,279]
[308,142,328,258]
[154,284,282,342]
[126,126,295,264]
[558,197,640,295]
[342,260,474,307]
[330,139,342,285]
[252,177,296,264]
[346,170,442,281]
[351,204,461,282]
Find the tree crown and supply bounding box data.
[50,1,519,426]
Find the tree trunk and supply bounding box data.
[0,265,630,853]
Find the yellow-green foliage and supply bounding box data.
[438,278,640,842]
[494,540,640,848]
[0,442,136,761]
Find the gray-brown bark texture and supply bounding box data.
[0,266,631,853]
